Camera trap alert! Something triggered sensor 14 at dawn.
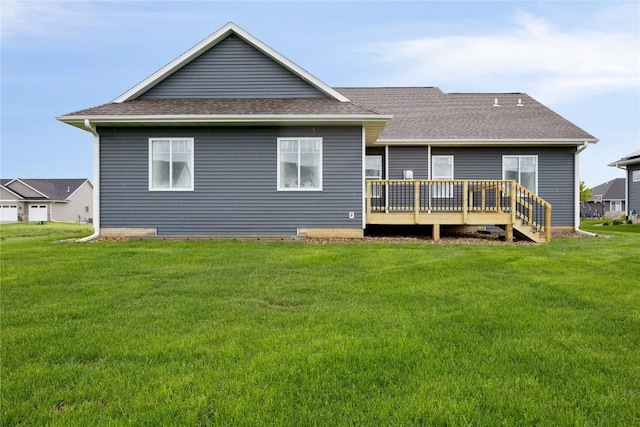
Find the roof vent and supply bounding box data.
[67,186,70,192]
[517,98,523,107]
[493,98,500,107]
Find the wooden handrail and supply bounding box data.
[365,179,552,242]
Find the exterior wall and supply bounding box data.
[98,126,363,235]
[383,146,577,226]
[387,146,429,179]
[628,164,640,220]
[51,181,94,222]
[140,35,326,99]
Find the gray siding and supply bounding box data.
[628,164,640,215]
[387,146,429,179]
[382,146,577,226]
[99,126,362,235]
[140,35,326,99]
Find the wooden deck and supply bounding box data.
[366,180,552,243]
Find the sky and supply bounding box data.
[1,0,639,188]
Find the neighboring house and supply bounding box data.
[609,149,640,222]
[0,178,93,223]
[580,178,625,219]
[57,22,597,243]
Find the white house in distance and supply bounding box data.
[0,178,93,223]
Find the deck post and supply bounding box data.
[545,204,552,243]
[366,181,372,219]
[462,181,468,223]
[433,223,440,242]
[505,224,513,242]
[414,180,420,224]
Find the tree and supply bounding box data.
[579,180,593,203]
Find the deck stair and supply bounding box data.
[366,179,551,243]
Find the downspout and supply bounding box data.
[575,141,597,237]
[77,119,100,242]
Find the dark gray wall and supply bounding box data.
[387,146,429,179]
[140,35,326,99]
[99,126,363,235]
[629,164,640,215]
[384,146,577,226]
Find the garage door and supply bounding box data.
[0,205,18,222]
[29,205,48,222]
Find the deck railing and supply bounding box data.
[366,179,552,242]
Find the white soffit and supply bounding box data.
[113,22,350,103]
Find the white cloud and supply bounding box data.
[369,10,640,104]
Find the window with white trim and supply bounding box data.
[432,155,454,198]
[611,200,623,211]
[366,155,382,198]
[633,170,640,182]
[503,156,537,193]
[149,138,194,191]
[277,138,322,190]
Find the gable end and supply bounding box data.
[140,34,327,99]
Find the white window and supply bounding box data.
[633,170,640,182]
[611,201,623,211]
[432,155,454,198]
[503,156,537,193]
[366,155,382,198]
[277,138,322,190]
[149,138,194,191]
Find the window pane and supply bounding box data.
[171,140,192,188]
[280,140,299,188]
[300,140,320,188]
[433,156,453,179]
[366,156,382,178]
[152,140,170,188]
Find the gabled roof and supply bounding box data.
[609,149,640,167]
[114,22,349,103]
[337,88,598,144]
[1,179,90,201]
[58,23,597,147]
[589,178,625,201]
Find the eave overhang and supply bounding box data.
[372,138,599,147]
[56,114,392,146]
[608,157,640,168]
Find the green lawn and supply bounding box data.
[2,222,639,426]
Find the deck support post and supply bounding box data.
[433,223,441,242]
[505,224,513,242]
[414,181,420,224]
[545,205,552,243]
[462,181,468,223]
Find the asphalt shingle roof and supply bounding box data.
[589,178,626,201]
[337,87,597,141]
[60,88,597,142]
[1,179,88,201]
[64,98,379,117]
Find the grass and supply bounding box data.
[1,222,639,426]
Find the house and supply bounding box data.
[609,149,640,223]
[57,22,597,243]
[580,178,626,219]
[0,178,93,223]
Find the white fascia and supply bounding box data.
[113,22,350,103]
[375,138,599,146]
[59,114,390,124]
[0,185,24,200]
